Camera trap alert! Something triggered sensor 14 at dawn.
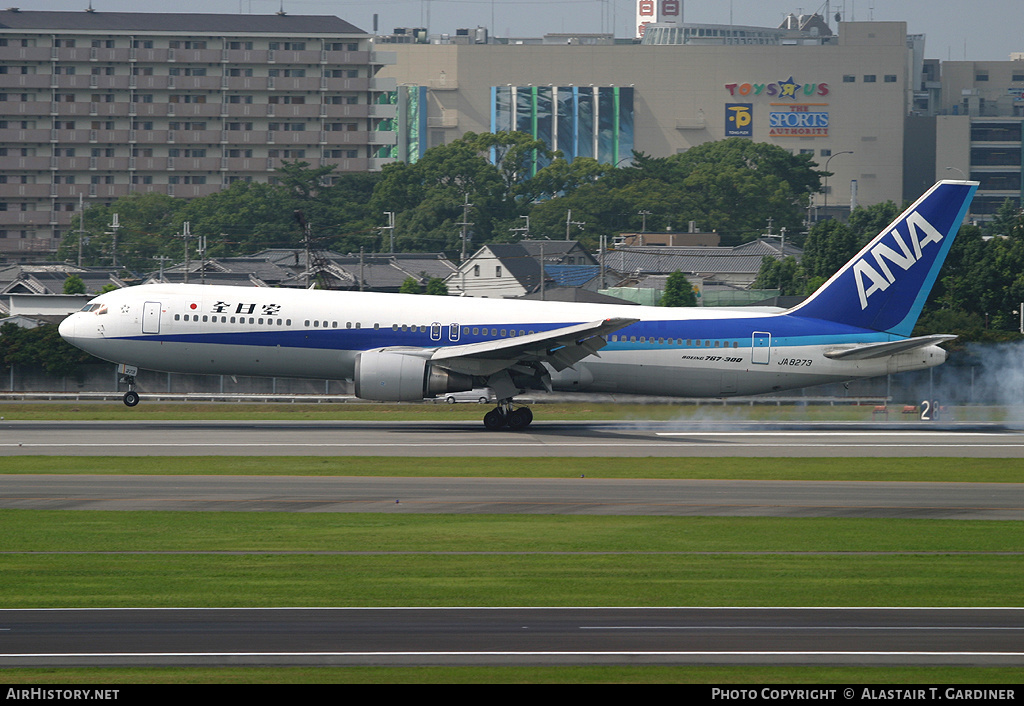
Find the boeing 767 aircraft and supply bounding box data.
[59,180,977,430]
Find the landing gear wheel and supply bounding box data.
[483,408,507,430]
[123,390,140,407]
[507,407,532,430]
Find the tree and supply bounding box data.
[399,277,422,294]
[62,275,86,295]
[800,219,859,283]
[753,255,802,296]
[659,271,698,307]
[425,277,449,296]
[0,322,98,379]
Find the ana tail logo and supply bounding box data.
[853,211,945,310]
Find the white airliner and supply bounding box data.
[59,180,977,430]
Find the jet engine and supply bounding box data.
[354,350,473,401]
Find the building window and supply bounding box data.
[863,75,876,83]
[884,75,897,83]
[842,75,856,83]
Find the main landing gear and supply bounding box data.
[483,401,533,431]
[118,364,140,407]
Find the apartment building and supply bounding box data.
[0,10,397,258]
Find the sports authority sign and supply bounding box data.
[768,103,829,137]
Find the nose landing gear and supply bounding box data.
[118,363,140,407]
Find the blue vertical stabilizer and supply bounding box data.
[788,180,978,337]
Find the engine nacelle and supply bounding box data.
[354,350,473,401]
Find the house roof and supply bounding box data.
[608,239,801,277]
[0,10,365,35]
[478,244,543,293]
[517,239,594,261]
[0,265,125,295]
[543,264,601,288]
[519,288,638,305]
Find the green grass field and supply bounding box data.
[2,403,1022,683]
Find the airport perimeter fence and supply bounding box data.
[0,356,1006,409]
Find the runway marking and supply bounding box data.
[582,626,1024,631]
[3,650,1023,659]
[5,442,1024,449]
[655,431,1013,437]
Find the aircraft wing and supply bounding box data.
[428,317,639,377]
[823,334,957,361]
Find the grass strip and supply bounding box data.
[2,511,1022,608]
[3,511,1022,553]
[3,455,1024,482]
[1,552,1020,608]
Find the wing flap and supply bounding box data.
[823,334,957,361]
[430,317,638,376]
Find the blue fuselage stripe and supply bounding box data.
[115,314,895,352]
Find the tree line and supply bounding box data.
[57,134,821,274]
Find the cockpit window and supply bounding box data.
[80,303,107,314]
[96,305,108,315]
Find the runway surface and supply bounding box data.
[5,418,1022,670]
[3,474,1023,519]
[3,419,1024,457]
[3,607,1023,667]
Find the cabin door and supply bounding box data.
[142,301,162,334]
[751,331,771,365]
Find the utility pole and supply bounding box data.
[196,234,207,285]
[106,213,121,268]
[539,242,545,301]
[638,209,651,235]
[456,194,474,262]
[565,209,585,240]
[77,193,86,267]
[509,215,529,239]
[295,210,313,286]
[600,233,606,290]
[153,254,173,283]
[381,211,395,254]
[175,221,192,284]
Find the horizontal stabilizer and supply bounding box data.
[823,334,957,361]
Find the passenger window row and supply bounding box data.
[176,314,291,326]
[609,335,741,348]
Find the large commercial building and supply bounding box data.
[378,15,1022,227]
[0,10,397,258]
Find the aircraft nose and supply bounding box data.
[58,314,77,343]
